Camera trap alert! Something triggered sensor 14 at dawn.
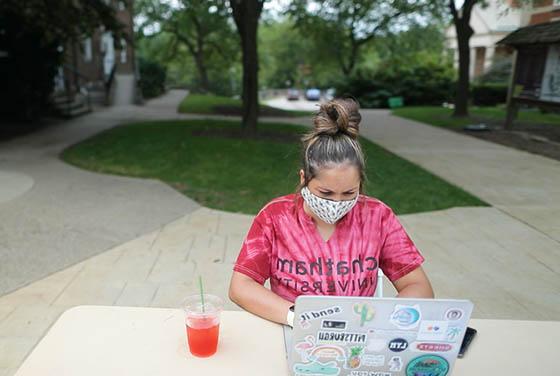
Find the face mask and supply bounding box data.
[301,186,358,224]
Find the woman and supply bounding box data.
[229,98,433,327]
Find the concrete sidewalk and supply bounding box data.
[0,91,201,296]
[360,109,560,243]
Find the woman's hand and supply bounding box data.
[392,266,434,298]
[229,271,294,325]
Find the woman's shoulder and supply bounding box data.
[256,194,297,217]
[356,195,394,217]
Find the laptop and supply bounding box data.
[284,296,473,376]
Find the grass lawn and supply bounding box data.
[178,94,311,117]
[392,106,560,129]
[61,119,486,215]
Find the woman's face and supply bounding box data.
[300,164,361,202]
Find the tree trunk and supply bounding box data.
[450,0,477,118]
[231,1,262,135]
[241,18,259,134]
[453,20,473,117]
[194,53,210,93]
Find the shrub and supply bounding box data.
[471,83,508,106]
[138,58,167,99]
[477,58,512,84]
[334,59,455,108]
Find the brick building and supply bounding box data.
[54,0,138,114]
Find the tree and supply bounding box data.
[136,0,238,94]
[449,0,478,117]
[289,0,441,78]
[373,23,447,64]
[230,0,265,134]
[0,0,124,121]
[260,20,315,88]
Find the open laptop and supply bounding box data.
[284,296,473,376]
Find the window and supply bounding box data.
[83,38,92,62]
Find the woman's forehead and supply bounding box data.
[311,164,360,189]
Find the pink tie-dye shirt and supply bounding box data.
[233,194,424,303]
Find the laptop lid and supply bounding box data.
[287,296,473,376]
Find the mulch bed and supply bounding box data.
[455,118,560,161]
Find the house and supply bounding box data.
[445,0,560,80]
[54,0,139,116]
[445,0,525,80]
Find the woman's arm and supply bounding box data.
[229,271,293,325]
[392,266,434,298]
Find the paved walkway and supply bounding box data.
[0,92,201,296]
[1,93,560,375]
[359,109,560,243]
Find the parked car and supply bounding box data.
[324,88,335,101]
[287,88,300,101]
[305,88,321,101]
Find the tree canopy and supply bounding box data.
[136,0,239,93]
[288,0,445,77]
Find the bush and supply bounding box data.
[334,59,455,108]
[471,83,508,106]
[477,58,512,84]
[138,58,167,99]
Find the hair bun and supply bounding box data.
[313,98,361,139]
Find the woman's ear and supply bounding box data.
[299,169,305,186]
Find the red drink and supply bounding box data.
[183,294,222,358]
[186,318,220,357]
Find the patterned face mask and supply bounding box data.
[301,186,359,224]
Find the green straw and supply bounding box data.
[198,276,206,313]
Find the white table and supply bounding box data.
[14,306,560,375]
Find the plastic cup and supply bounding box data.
[183,294,223,357]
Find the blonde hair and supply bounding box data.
[298,98,366,192]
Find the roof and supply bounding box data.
[497,20,560,46]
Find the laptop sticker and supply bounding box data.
[310,345,346,362]
[346,346,365,369]
[388,338,409,352]
[406,355,449,376]
[353,303,375,327]
[318,331,368,345]
[295,336,317,362]
[389,356,403,372]
[411,342,455,352]
[360,353,385,367]
[294,360,341,376]
[366,338,387,352]
[444,308,464,321]
[322,320,347,330]
[445,326,462,342]
[417,320,449,341]
[389,305,421,330]
[299,306,343,328]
